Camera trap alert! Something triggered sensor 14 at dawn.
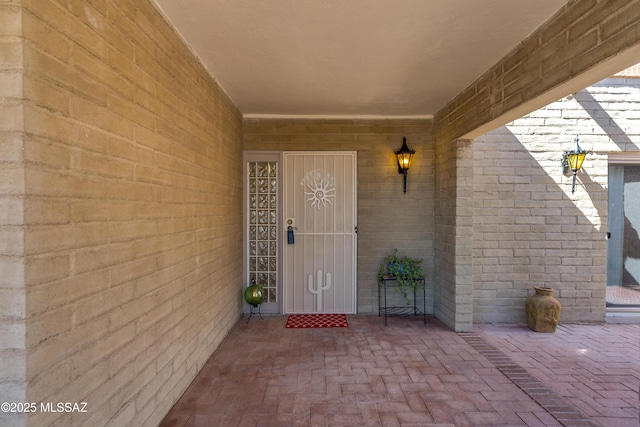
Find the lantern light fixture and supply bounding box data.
[561,136,589,194]
[395,137,415,193]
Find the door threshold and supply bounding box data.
[606,307,640,324]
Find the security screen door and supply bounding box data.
[283,152,357,314]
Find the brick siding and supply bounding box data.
[0,2,27,427]
[615,64,640,77]
[2,0,640,424]
[433,137,474,331]
[432,0,640,330]
[244,118,435,316]
[473,75,640,323]
[434,1,640,143]
[1,1,243,426]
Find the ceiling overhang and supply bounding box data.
[152,0,569,118]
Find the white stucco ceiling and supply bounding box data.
[152,0,569,118]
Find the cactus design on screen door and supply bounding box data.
[302,171,335,311]
[308,270,332,312]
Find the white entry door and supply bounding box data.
[283,152,357,314]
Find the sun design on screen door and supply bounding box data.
[303,170,335,209]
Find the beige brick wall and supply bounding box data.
[435,1,640,143]
[1,1,244,426]
[473,75,640,324]
[244,118,434,314]
[433,136,473,332]
[431,0,640,329]
[615,62,640,77]
[2,1,638,424]
[0,2,27,427]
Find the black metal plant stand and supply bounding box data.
[247,303,263,323]
[378,275,427,326]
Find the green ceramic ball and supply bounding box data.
[244,284,265,307]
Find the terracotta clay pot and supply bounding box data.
[526,287,561,333]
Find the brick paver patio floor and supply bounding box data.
[160,315,639,427]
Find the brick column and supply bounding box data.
[434,137,473,332]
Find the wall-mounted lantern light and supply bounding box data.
[395,137,415,193]
[561,136,589,194]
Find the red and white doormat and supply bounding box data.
[285,314,348,328]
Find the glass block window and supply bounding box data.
[248,161,278,303]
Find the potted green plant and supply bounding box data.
[377,248,425,305]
